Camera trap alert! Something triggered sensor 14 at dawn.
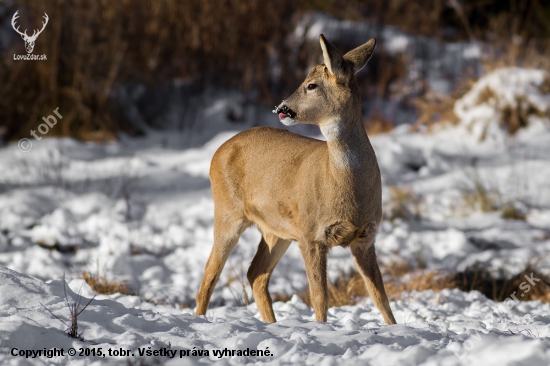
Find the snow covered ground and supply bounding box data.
[0,68,550,364]
[2,267,550,365]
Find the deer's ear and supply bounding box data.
[343,38,376,74]
[319,34,346,78]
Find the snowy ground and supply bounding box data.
[0,68,550,364]
[2,267,550,365]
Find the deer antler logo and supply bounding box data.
[11,11,49,54]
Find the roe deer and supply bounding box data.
[196,34,397,325]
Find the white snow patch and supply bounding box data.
[454,67,550,142]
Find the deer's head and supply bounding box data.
[12,11,49,54]
[274,35,376,132]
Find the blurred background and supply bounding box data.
[1,0,550,143]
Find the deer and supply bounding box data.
[11,11,49,54]
[196,34,397,325]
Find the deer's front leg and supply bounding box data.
[299,241,328,322]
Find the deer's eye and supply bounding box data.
[307,83,318,90]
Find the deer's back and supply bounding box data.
[210,127,327,198]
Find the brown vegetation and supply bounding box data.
[82,270,135,296]
[455,264,550,303]
[364,110,394,135]
[293,261,456,307]
[411,0,550,130]
[459,168,527,220]
[273,260,550,308]
[2,0,550,140]
[413,91,460,130]
[1,0,296,141]
[384,186,423,222]
[41,275,95,341]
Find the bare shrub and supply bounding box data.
[41,275,95,340]
[224,262,250,307]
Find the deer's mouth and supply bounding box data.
[273,105,296,119]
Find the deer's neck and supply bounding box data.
[320,116,373,175]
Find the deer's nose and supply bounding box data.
[274,105,296,119]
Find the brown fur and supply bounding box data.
[196,35,397,325]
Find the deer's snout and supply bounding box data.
[273,104,296,119]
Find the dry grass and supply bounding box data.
[385,271,457,300]
[384,186,423,222]
[272,260,550,308]
[3,0,550,141]
[501,203,527,221]
[141,296,191,309]
[412,68,479,131]
[129,244,175,258]
[277,260,453,308]
[459,168,527,220]
[35,240,79,254]
[460,167,500,213]
[303,0,550,43]
[82,270,136,296]
[364,110,394,135]
[415,55,550,135]
[482,38,550,74]
[460,176,501,213]
[455,264,550,303]
[224,263,250,308]
[475,75,550,139]
[294,261,456,307]
[411,0,550,132]
[413,91,460,130]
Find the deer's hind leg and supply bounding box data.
[351,237,397,325]
[196,211,249,316]
[247,233,291,323]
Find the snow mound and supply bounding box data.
[454,67,550,141]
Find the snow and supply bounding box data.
[0,68,550,364]
[455,67,550,142]
[1,268,550,365]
